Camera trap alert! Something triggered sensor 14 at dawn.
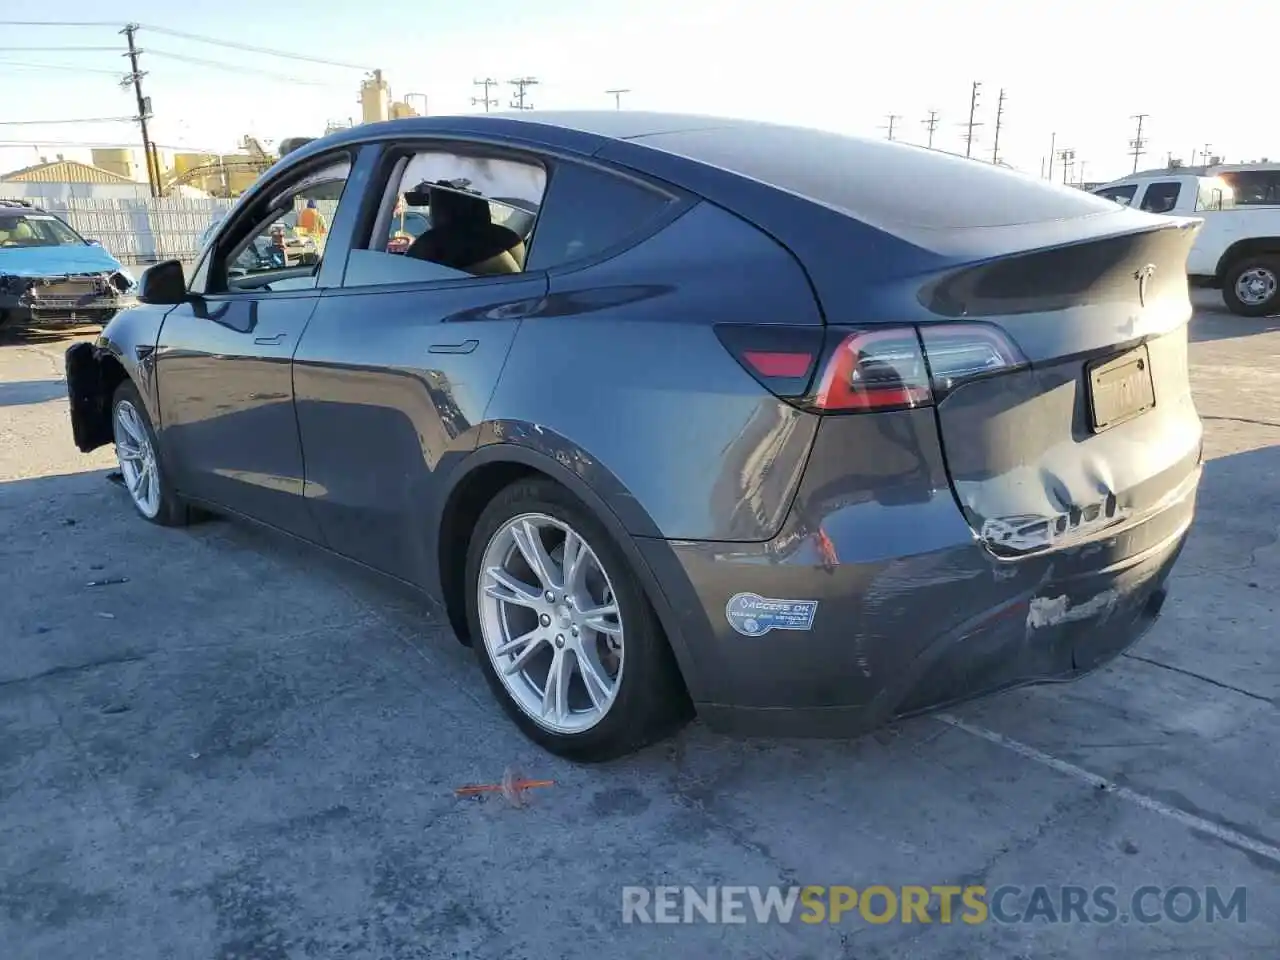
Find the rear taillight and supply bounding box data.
[917,322,1028,397]
[716,322,1027,413]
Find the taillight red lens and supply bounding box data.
[813,328,932,412]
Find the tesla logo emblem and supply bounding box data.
[1135,264,1156,308]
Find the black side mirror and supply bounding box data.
[138,259,188,305]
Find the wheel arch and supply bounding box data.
[430,438,708,703]
[1215,237,1280,281]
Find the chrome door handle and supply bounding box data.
[254,333,287,345]
[428,339,478,355]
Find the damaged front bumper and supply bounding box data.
[0,272,136,326]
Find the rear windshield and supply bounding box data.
[633,123,1121,229]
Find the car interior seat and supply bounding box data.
[403,183,524,276]
[2,221,35,245]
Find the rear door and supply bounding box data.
[155,153,355,540]
[291,141,551,583]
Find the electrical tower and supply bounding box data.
[471,78,499,112]
[921,109,940,149]
[508,77,539,110]
[120,23,158,197]
[880,114,902,141]
[605,88,630,110]
[1129,113,1149,173]
[962,81,983,158]
[991,88,1006,164]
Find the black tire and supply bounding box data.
[465,477,691,762]
[1222,255,1280,317]
[110,380,191,527]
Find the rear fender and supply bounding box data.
[428,428,710,703]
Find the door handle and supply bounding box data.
[253,333,287,345]
[428,339,479,355]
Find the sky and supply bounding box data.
[1,1,1277,186]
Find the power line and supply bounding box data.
[472,78,499,112]
[0,59,123,75]
[509,77,538,110]
[991,88,1006,164]
[0,116,136,126]
[144,49,351,87]
[0,20,122,26]
[1129,113,1149,174]
[136,24,370,70]
[921,109,940,149]
[0,46,121,52]
[961,81,983,158]
[880,114,902,141]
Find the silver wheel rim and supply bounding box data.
[113,400,161,519]
[1235,266,1277,307]
[478,513,624,735]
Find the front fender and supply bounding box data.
[64,303,170,452]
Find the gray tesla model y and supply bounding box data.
[65,112,1203,760]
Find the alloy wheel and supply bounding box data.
[113,400,161,519]
[477,513,625,735]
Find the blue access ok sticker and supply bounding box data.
[725,592,819,637]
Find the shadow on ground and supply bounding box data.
[1,451,1277,958]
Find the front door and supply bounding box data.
[155,292,322,538]
[153,153,356,541]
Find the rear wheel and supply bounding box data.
[1222,255,1280,317]
[111,380,190,526]
[465,477,690,761]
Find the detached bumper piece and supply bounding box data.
[0,272,136,325]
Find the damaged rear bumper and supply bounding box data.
[634,408,1200,739]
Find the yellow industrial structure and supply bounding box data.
[360,69,422,124]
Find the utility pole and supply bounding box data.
[120,23,158,198]
[880,114,902,141]
[991,87,1006,164]
[508,77,539,110]
[1201,142,1213,166]
[962,81,982,158]
[471,78,498,112]
[605,88,630,110]
[921,109,940,149]
[1055,147,1075,184]
[1129,113,1149,173]
[1047,131,1056,180]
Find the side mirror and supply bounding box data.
[138,259,188,305]
[84,238,103,246]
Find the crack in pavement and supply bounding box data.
[1121,652,1274,705]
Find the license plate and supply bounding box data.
[1087,344,1155,432]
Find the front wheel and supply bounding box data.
[1222,255,1280,317]
[465,478,690,761]
[111,381,190,526]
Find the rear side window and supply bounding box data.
[1139,181,1181,214]
[1220,170,1280,205]
[1095,184,1138,206]
[526,163,673,271]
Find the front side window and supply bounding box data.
[1139,181,1181,214]
[0,212,84,247]
[345,150,545,287]
[211,158,350,293]
[1094,184,1137,207]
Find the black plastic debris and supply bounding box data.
[87,577,129,587]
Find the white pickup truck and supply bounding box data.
[1092,170,1280,317]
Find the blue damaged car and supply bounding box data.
[0,199,136,328]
